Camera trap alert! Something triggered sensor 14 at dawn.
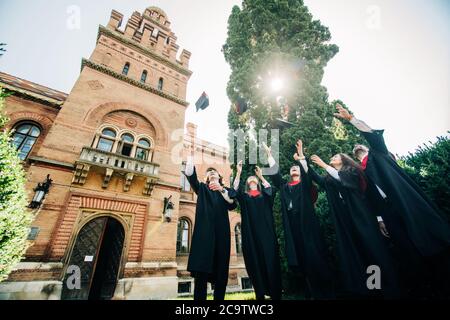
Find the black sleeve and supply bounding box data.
[299,161,311,187]
[225,187,238,210]
[184,167,200,195]
[338,168,362,191]
[262,184,275,207]
[308,165,326,188]
[270,163,285,189]
[227,187,238,199]
[361,129,389,154]
[262,184,273,197]
[228,178,245,201]
[365,180,387,216]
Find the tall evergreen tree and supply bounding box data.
[399,134,450,221]
[223,0,364,296]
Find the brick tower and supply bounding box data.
[0,6,248,300]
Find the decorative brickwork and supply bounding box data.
[49,193,148,262]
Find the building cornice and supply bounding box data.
[97,25,192,78]
[28,156,74,170]
[0,84,64,109]
[81,58,190,107]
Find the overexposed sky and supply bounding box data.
[0,0,448,155]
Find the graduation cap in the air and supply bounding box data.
[272,118,294,129]
[195,92,210,112]
[234,97,248,115]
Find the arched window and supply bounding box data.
[135,138,151,160]
[122,62,130,76]
[96,128,116,152]
[141,70,148,83]
[12,123,41,160]
[235,224,242,255]
[177,218,190,254]
[174,83,179,97]
[158,77,164,91]
[119,133,134,157]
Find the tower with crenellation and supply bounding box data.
[0,6,248,300]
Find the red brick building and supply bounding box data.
[0,6,248,300]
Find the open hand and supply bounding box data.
[333,103,353,121]
[255,166,262,178]
[293,153,301,161]
[311,155,327,168]
[209,182,223,192]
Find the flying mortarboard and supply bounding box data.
[272,118,294,129]
[195,92,210,112]
[234,97,248,115]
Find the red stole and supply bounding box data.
[361,155,369,170]
[248,190,261,197]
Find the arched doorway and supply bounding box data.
[61,216,125,300]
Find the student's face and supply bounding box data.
[290,165,300,177]
[354,145,369,161]
[247,176,259,190]
[206,169,220,181]
[330,154,342,168]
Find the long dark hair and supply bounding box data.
[339,153,367,192]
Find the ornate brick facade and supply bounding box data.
[0,6,246,300]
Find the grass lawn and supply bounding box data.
[177,291,256,300]
[176,292,305,300]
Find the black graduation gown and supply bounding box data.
[228,182,282,299]
[360,129,450,258]
[271,163,334,299]
[185,168,237,284]
[309,166,399,298]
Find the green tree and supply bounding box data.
[0,87,31,281]
[223,0,364,295]
[398,134,450,222]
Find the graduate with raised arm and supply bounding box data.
[264,141,334,299]
[227,161,282,300]
[183,143,237,301]
[309,152,399,298]
[334,104,450,297]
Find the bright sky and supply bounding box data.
[0,0,448,156]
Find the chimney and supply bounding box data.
[186,123,197,138]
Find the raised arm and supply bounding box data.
[293,139,308,173]
[233,160,243,191]
[309,155,330,188]
[268,156,284,189]
[228,160,244,201]
[255,166,272,190]
[262,142,285,188]
[307,163,326,188]
[334,103,389,154]
[184,144,200,194]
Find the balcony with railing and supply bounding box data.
[72,147,160,195]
